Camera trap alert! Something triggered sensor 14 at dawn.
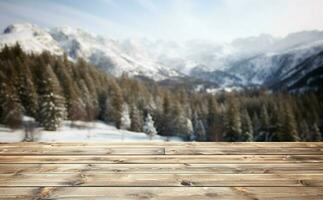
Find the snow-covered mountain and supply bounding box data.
[0,23,181,80]
[1,23,323,91]
[189,31,323,90]
[1,24,63,55]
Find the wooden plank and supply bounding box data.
[165,147,323,155]
[1,155,323,164]
[0,147,165,155]
[1,173,323,186]
[2,142,323,148]
[0,142,322,199]
[0,186,322,200]
[2,146,323,155]
[1,187,323,200]
[1,163,323,174]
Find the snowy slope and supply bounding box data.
[226,37,323,86]
[0,120,182,142]
[0,24,63,55]
[191,31,323,89]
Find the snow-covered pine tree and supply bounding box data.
[53,59,86,121]
[37,64,66,131]
[184,117,194,139]
[191,112,205,141]
[76,58,100,120]
[78,79,94,121]
[143,113,157,140]
[120,103,131,130]
[171,101,193,140]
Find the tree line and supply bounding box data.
[0,44,322,141]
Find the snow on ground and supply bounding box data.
[0,120,182,143]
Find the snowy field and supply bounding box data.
[0,120,182,143]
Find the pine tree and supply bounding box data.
[79,79,95,121]
[0,72,23,129]
[223,97,241,142]
[207,97,220,141]
[53,59,86,121]
[17,61,38,117]
[260,104,270,132]
[284,102,299,141]
[37,64,66,131]
[240,109,253,141]
[183,117,194,139]
[106,81,123,128]
[76,59,100,120]
[277,102,298,141]
[130,105,143,132]
[98,92,109,122]
[299,120,310,141]
[171,101,193,139]
[143,113,157,140]
[157,94,172,136]
[252,112,261,136]
[193,118,206,141]
[213,104,226,141]
[309,123,321,141]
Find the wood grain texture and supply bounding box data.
[165,147,323,155]
[0,142,322,200]
[1,187,323,200]
[2,146,323,155]
[1,163,323,174]
[1,155,323,163]
[1,173,323,186]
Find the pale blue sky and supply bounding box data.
[1,0,323,41]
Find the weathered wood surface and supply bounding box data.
[1,155,323,163]
[1,163,323,174]
[0,142,322,199]
[1,146,323,155]
[1,173,323,187]
[2,187,323,200]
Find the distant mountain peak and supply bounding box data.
[3,23,37,34]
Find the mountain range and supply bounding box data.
[1,23,323,91]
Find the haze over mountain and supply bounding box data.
[1,23,323,91]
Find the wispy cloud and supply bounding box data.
[1,0,323,41]
[0,0,138,38]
